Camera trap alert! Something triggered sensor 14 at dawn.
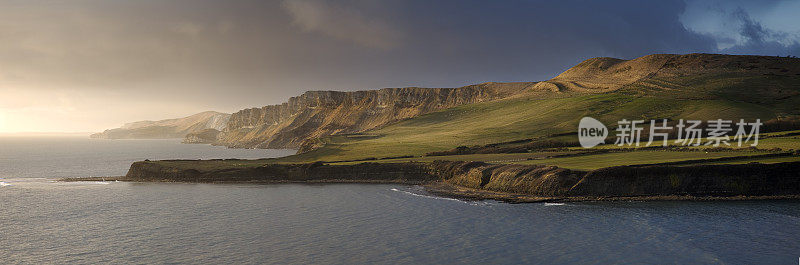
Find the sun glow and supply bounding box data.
[0,111,6,133]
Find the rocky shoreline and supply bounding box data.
[423,182,800,203]
[62,160,800,203]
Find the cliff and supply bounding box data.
[432,161,800,198]
[216,82,534,149]
[91,111,230,139]
[114,159,800,201]
[213,53,800,151]
[123,160,436,183]
[182,129,222,144]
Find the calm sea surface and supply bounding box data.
[1,136,798,264]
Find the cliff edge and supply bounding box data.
[112,160,800,202]
[215,82,534,149]
[92,111,230,139]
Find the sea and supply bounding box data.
[1,136,798,264]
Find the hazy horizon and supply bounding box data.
[2,0,799,133]
[0,131,94,136]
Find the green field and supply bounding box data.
[511,150,780,170]
[266,73,800,170]
[153,70,800,172]
[575,131,800,151]
[284,97,794,163]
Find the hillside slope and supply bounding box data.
[91,111,230,139]
[531,53,800,93]
[281,53,800,162]
[216,82,534,148]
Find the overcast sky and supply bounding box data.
[1,0,799,133]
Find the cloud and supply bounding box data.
[681,0,800,56]
[721,7,800,56]
[734,8,766,43]
[282,0,403,49]
[0,0,798,132]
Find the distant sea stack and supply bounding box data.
[91,111,230,139]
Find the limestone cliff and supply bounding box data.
[91,111,230,139]
[216,82,534,149]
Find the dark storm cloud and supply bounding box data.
[272,0,719,87]
[1,0,716,94]
[721,7,800,56]
[0,0,797,132]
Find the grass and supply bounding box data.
[328,151,579,165]
[511,150,780,170]
[691,155,800,165]
[143,158,299,171]
[573,131,800,151]
[150,148,797,173]
[154,71,800,171]
[282,89,790,162]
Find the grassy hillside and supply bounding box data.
[139,54,799,173]
[283,92,795,163]
[278,54,800,163]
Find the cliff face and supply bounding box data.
[216,82,534,149]
[124,160,437,183]
[91,111,230,139]
[431,161,583,196]
[121,159,800,200]
[432,161,800,198]
[214,53,800,150]
[182,129,222,144]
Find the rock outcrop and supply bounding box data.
[432,160,800,198]
[91,111,230,139]
[182,129,222,144]
[118,159,800,200]
[124,160,437,183]
[216,82,534,149]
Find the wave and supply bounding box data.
[544,202,566,206]
[390,188,479,204]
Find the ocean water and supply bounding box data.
[0,136,295,179]
[1,137,799,264]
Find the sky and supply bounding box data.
[1,0,799,133]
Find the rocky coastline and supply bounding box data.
[63,160,800,203]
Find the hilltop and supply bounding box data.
[532,53,800,93]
